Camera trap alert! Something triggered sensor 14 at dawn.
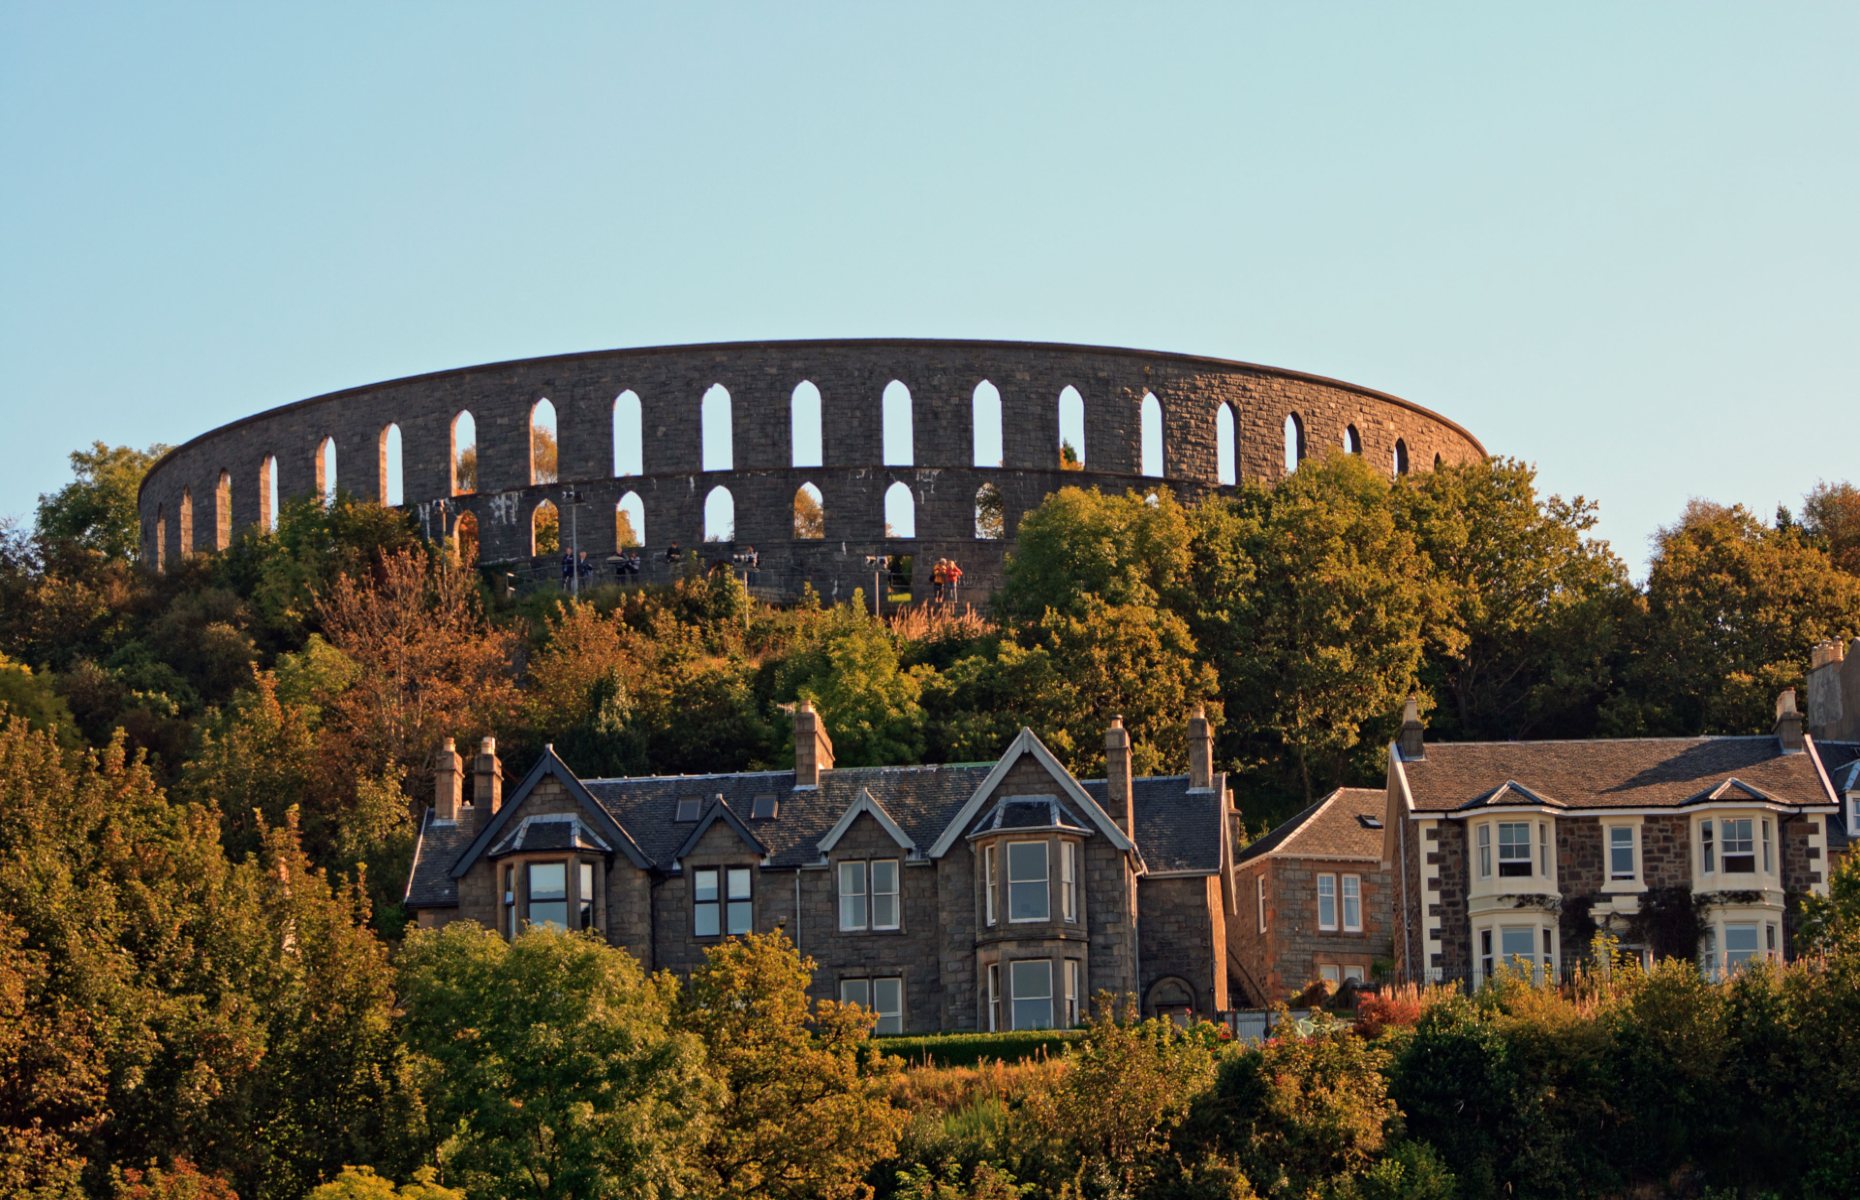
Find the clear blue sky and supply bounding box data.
[3,4,1855,575]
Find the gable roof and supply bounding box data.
[1396,736,1837,815]
[1815,741,1860,792]
[450,747,652,878]
[404,810,473,909]
[1238,787,1386,865]
[925,728,1136,859]
[672,796,770,863]
[816,788,918,857]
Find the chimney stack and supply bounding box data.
[1106,716,1134,838]
[1397,696,1425,760]
[474,736,503,816]
[1775,688,1805,753]
[794,700,835,787]
[434,737,463,820]
[1187,704,1214,790]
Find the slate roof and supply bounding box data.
[405,812,473,908]
[1237,787,1385,865]
[1816,741,1860,793]
[1397,736,1837,814]
[404,755,1229,908]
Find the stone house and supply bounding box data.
[405,705,1240,1032]
[1383,695,1840,986]
[1807,638,1860,850]
[1229,787,1394,1004]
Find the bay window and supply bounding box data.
[1477,824,1492,878]
[985,963,1000,1031]
[527,862,568,930]
[1007,841,1049,922]
[1721,819,1755,874]
[578,862,596,931]
[1697,815,1775,880]
[1723,923,1760,972]
[983,843,997,927]
[1009,959,1053,1029]
[1063,959,1081,1026]
[1498,822,1532,877]
[1473,918,1557,985]
[1061,841,1078,923]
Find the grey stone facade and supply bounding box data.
[137,338,1486,601]
[406,710,1240,1032]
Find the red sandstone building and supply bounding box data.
[1229,787,1394,1003]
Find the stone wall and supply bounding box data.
[138,338,1487,600]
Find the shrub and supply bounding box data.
[876,1029,1087,1068]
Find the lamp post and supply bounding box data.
[562,487,584,597]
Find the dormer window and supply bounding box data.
[1497,822,1533,878]
[1007,841,1049,922]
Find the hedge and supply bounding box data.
[874,1028,1088,1067]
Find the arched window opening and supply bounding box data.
[451,411,478,495]
[532,499,560,556]
[1057,386,1085,470]
[794,482,825,539]
[1216,404,1237,485]
[1344,425,1362,455]
[704,485,735,542]
[178,488,194,557]
[214,470,232,550]
[791,381,823,469]
[884,480,916,539]
[259,455,278,532]
[1282,415,1304,474]
[154,505,166,569]
[530,398,559,485]
[702,384,733,471]
[1393,439,1410,476]
[616,491,645,548]
[454,511,479,567]
[380,423,404,506]
[1140,392,1165,478]
[316,437,337,507]
[882,380,913,467]
[975,482,1005,539]
[613,391,643,477]
[972,380,1003,468]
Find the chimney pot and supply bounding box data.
[474,736,504,817]
[1105,717,1134,838]
[1775,687,1805,752]
[434,738,464,821]
[795,701,834,787]
[1398,696,1426,760]
[1187,705,1214,790]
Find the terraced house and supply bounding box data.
[1385,693,1842,986]
[406,704,1240,1032]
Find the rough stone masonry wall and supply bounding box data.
[138,338,1487,601]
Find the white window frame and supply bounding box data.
[1497,822,1533,878]
[1060,840,1078,923]
[1341,874,1362,932]
[1317,873,1338,931]
[1009,959,1054,1030]
[1006,840,1050,923]
[1256,873,1267,934]
[985,962,1000,1031]
[871,858,900,931]
[1720,818,1756,875]
[1476,823,1492,880]
[1722,922,1761,973]
[841,976,904,1035]
[1606,823,1638,884]
[1063,959,1081,1026]
[838,861,868,931]
[982,843,997,927]
[1471,916,1558,987]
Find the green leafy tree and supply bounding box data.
[1799,846,1860,956]
[995,487,1194,626]
[1190,456,1429,803]
[766,601,926,767]
[1801,479,1860,576]
[1176,1015,1396,1199]
[34,442,166,563]
[0,910,107,1200]
[397,924,710,1200]
[1621,501,1860,733]
[1396,458,1634,739]
[683,930,905,1200]
[307,1165,464,1200]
